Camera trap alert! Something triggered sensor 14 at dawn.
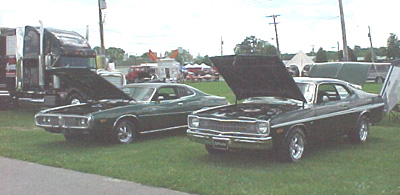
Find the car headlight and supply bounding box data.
[79,118,87,126]
[190,117,200,128]
[257,122,270,135]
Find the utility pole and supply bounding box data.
[220,36,224,56]
[266,14,280,55]
[338,0,349,61]
[98,0,107,67]
[368,26,376,62]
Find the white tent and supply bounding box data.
[184,64,195,68]
[199,63,211,69]
[286,50,314,76]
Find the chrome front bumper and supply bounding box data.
[187,129,273,150]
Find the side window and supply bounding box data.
[177,86,194,97]
[157,87,178,100]
[317,84,339,103]
[335,85,351,99]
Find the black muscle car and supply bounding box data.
[34,70,228,144]
[187,55,384,162]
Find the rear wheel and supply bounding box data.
[111,120,136,144]
[279,128,306,163]
[348,115,369,143]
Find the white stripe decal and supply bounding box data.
[271,103,384,128]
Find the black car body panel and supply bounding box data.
[35,83,229,143]
[187,55,384,161]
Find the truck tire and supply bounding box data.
[67,93,84,105]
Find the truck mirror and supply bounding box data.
[45,55,52,67]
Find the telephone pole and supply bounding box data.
[266,14,281,55]
[368,26,376,62]
[338,0,349,61]
[220,36,224,56]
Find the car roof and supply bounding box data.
[123,83,189,89]
[294,77,348,85]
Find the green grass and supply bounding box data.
[1,82,400,194]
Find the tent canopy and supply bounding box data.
[286,50,314,76]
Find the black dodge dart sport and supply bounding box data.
[187,55,384,162]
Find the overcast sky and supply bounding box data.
[1,0,399,57]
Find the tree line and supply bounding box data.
[94,33,400,66]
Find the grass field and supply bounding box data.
[1,82,399,194]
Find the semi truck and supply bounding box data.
[0,25,124,108]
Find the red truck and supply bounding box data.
[125,65,152,83]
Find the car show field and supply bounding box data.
[0,81,399,194]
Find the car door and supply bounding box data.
[140,86,186,131]
[313,83,351,138]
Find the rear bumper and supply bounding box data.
[187,129,273,150]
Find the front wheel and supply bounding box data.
[111,120,136,144]
[279,128,306,163]
[348,116,369,143]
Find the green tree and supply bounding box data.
[364,51,374,62]
[93,46,126,62]
[174,49,193,65]
[194,55,212,66]
[348,47,357,61]
[106,47,126,62]
[234,36,277,55]
[315,47,328,62]
[338,46,357,61]
[386,33,400,59]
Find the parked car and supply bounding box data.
[187,55,384,162]
[35,82,229,144]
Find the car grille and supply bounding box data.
[35,114,90,129]
[199,118,257,134]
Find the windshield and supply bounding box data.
[58,56,97,69]
[122,86,155,102]
[296,83,315,103]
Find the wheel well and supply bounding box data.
[359,111,370,121]
[280,124,309,146]
[113,115,139,130]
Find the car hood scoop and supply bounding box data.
[211,55,306,102]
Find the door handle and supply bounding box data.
[178,102,183,106]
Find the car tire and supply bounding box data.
[67,93,84,105]
[279,128,306,163]
[205,144,228,155]
[348,115,369,144]
[111,120,136,144]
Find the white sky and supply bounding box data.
[1,0,399,57]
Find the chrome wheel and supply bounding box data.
[280,128,306,162]
[290,133,305,160]
[113,120,135,144]
[349,116,369,144]
[358,118,369,142]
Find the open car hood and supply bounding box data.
[211,55,306,102]
[49,68,133,101]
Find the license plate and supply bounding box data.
[213,139,228,150]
